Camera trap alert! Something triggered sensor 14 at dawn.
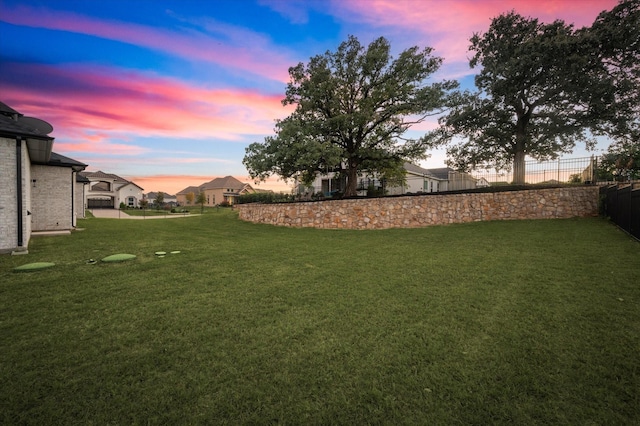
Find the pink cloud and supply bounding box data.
[0,3,294,82]
[0,62,294,157]
[332,0,618,75]
[122,173,292,195]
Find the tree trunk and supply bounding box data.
[344,161,359,197]
[513,150,526,185]
[512,118,527,185]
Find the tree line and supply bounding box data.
[243,0,639,196]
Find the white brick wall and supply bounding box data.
[0,137,31,253]
[31,164,73,231]
[75,178,86,220]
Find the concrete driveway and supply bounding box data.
[89,209,196,219]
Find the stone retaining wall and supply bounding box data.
[236,186,599,230]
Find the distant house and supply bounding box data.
[176,176,255,206]
[424,168,479,192]
[79,171,144,209]
[1,101,87,254]
[145,191,177,206]
[301,163,479,196]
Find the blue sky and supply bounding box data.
[0,0,617,193]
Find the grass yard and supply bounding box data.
[1,210,639,424]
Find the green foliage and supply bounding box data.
[195,191,207,214]
[432,12,601,184]
[568,174,582,184]
[244,35,459,196]
[597,139,640,181]
[119,202,126,210]
[236,192,294,204]
[432,2,639,184]
[155,191,164,209]
[587,0,640,143]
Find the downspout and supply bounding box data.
[16,136,23,247]
[71,171,75,227]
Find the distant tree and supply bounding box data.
[185,192,195,205]
[586,0,640,143]
[597,140,640,181]
[154,191,164,209]
[195,191,207,214]
[140,199,149,210]
[568,174,582,184]
[431,11,621,184]
[243,35,458,197]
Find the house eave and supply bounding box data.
[26,138,54,163]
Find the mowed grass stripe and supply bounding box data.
[1,210,638,424]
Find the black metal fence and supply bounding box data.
[470,157,597,185]
[600,182,640,240]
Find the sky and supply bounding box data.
[0,0,619,194]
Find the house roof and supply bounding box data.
[146,191,176,198]
[80,170,129,183]
[79,170,143,190]
[201,175,246,190]
[176,185,201,195]
[76,174,91,183]
[121,182,144,190]
[44,152,87,171]
[424,167,454,180]
[177,176,250,195]
[0,102,53,141]
[403,163,446,180]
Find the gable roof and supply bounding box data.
[46,152,87,171]
[403,163,445,180]
[80,170,129,183]
[424,167,454,180]
[176,185,201,195]
[201,175,246,190]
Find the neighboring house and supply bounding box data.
[176,176,255,206]
[0,101,87,254]
[301,163,478,196]
[80,171,144,209]
[422,167,479,192]
[145,192,177,206]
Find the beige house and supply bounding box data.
[176,176,255,206]
[1,101,87,254]
[80,171,144,209]
[301,163,479,196]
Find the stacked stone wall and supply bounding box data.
[236,186,599,230]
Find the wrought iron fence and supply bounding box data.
[470,156,598,185]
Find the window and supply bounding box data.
[127,197,134,206]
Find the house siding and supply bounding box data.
[75,178,86,220]
[0,137,31,253]
[31,164,73,231]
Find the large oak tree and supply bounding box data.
[433,12,603,184]
[243,36,458,197]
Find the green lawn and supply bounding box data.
[1,211,639,424]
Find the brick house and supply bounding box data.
[176,176,255,206]
[299,163,480,196]
[79,171,144,209]
[0,101,87,254]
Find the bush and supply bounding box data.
[236,192,294,204]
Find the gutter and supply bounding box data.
[15,136,23,248]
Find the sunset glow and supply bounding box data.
[0,0,617,193]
